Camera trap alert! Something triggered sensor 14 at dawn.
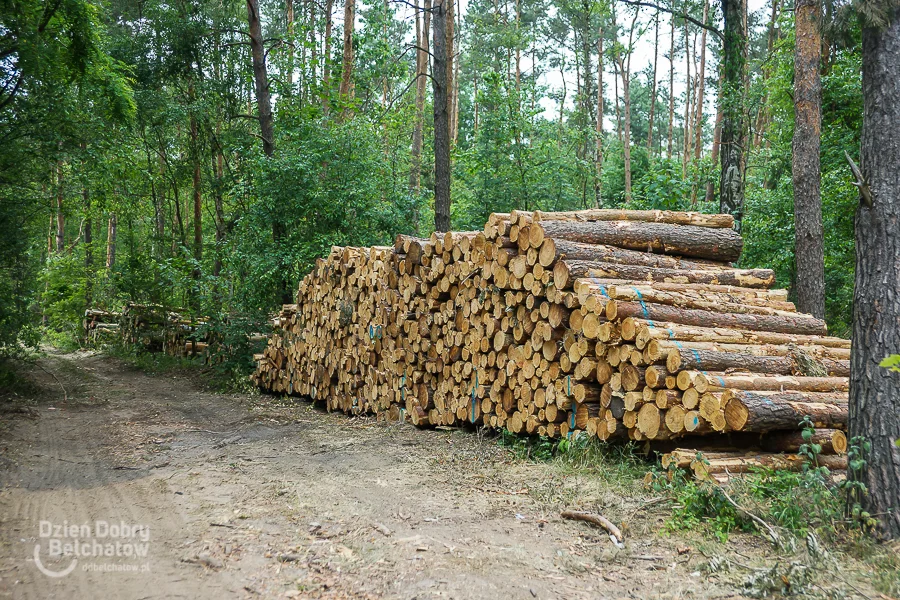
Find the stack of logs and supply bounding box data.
[120,302,208,356]
[83,309,120,345]
[252,209,851,479]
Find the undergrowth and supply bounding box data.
[101,343,255,394]
[646,421,878,546]
[497,430,648,482]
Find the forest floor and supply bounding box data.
[0,350,895,600]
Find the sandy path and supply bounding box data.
[0,351,758,599]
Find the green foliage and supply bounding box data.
[649,425,877,543]
[880,354,900,373]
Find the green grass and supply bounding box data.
[497,430,648,483]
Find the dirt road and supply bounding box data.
[0,351,873,599]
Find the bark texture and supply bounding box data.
[792,0,825,318]
[719,0,747,231]
[534,220,743,262]
[851,7,900,538]
[432,0,451,232]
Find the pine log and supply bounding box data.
[554,260,773,290]
[693,453,848,479]
[759,428,848,454]
[538,238,724,270]
[723,390,848,431]
[531,220,743,261]
[610,302,826,336]
[634,321,849,350]
[666,347,849,376]
[530,209,735,228]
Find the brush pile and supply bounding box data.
[252,209,851,479]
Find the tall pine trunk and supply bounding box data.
[850,4,900,539]
[410,0,431,199]
[248,0,289,303]
[56,159,65,253]
[105,213,117,274]
[719,0,747,231]
[647,14,659,153]
[432,0,451,232]
[323,0,334,111]
[792,0,825,318]
[594,28,603,208]
[338,0,356,117]
[667,15,675,159]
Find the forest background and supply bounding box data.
[0,0,862,370]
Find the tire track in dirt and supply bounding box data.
[1,351,754,599]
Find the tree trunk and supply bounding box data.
[594,28,603,208]
[719,0,747,231]
[286,0,295,89]
[248,0,290,304]
[247,0,275,158]
[792,0,825,319]
[448,0,458,144]
[338,0,355,116]
[667,14,675,159]
[647,14,659,153]
[850,6,900,539]
[706,70,725,203]
[56,159,65,253]
[693,0,708,163]
[620,9,639,204]
[323,0,333,111]
[410,0,431,196]
[82,143,92,308]
[106,213,117,274]
[213,138,226,279]
[191,112,202,274]
[682,15,692,178]
[432,0,451,232]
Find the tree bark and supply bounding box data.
[432,0,451,232]
[850,5,900,538]
[667,14,675,159]
[410,0,431,196]
[191,111,202,273]
[106,213,117,274]
[82,143,92,308]
[595,27,603,207]
[248,0,290,303]
[647,14,659,153]
[719,0,747,231]
[792,0,825,319]
[56,159,65,253]
[247,0,275,158]
[338,0,356,116]
[323,0,334,111]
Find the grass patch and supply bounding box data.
[103,343,258,394]
[497,431,648,483]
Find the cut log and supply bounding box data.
[723,390,848,432]
[634,321,849,351]
[666,347,849,377]
[530,209,735,228]
[609,302,827,336]
[531,220,743,261]
[555,260,773,290]
[759,429,848,454]
[538,239,725,270]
